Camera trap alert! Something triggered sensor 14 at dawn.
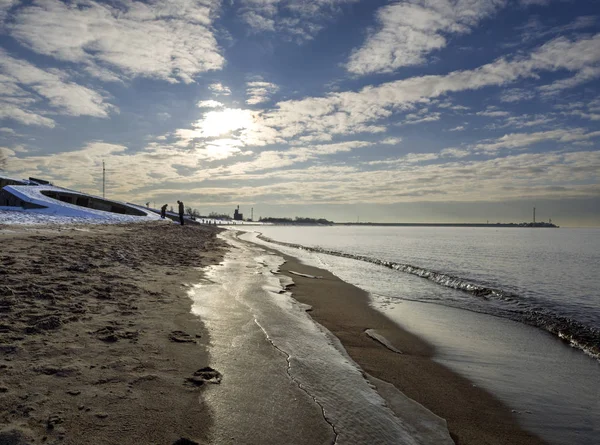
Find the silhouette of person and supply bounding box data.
[160,204,168,219]
[177,200,184,225]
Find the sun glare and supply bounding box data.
[197,109,254,138]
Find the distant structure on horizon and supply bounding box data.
[233,205,243,221]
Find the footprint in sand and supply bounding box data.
[169,330,197,343]
[185,367,222,386]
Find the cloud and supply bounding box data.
[210,149,600,205]
[9,0,224,83]
[0,104,56,128]
[485,114,556,130]
[368,152,439,166]
[5,141,129,192]
[477,109,511,118]
[0,49,113,125]
[539,66,600,95]
[246,81,279,105]
[221,140,374,175]
[472,128,600,153]
[517,15,596,44]
[209,82,232,95]
[440,147,470,157]
[0,0,17,23]
[239,0,359,42]
[499,88,536,102]
[346,0,507,75]
[259,34,600,140]
[7,137,599,208]
[195,138,251,161]
[381,137,403,145]
[403,111,441,125]
[197,100,225,108]
[449,125,466,131]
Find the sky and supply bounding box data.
[0,0,599,226]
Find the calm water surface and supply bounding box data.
[249,226,600,358]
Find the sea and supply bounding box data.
[236,225,600,445]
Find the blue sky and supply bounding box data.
[1,0,599,226]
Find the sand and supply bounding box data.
[276,254,549,445]
[0,222,226,445]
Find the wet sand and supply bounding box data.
[0,222,226,445]
[276,254,548,445]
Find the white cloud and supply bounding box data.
[368,151,439,166]
[472,128,600,153]
[246,81,279,105]
[500,88,535,102]
[209,82,232,95]
[381,137,403,145]
[0,50,112,125]
[566,111,600,121]
[242,10,276,32]
[9,140,599,207]
[216,150,600,205]
[259,34,600,140]
[9,0,224,83]
[449,125,466,131]
[539,66,600,95]
[0,0,17,23]
[440,147,470,157]
[403,112,441,125]
[477,110,511,118]
[239,0,359,42]
[223,140,373,175]
[195,138,250,161]
[197,100,225,108]
[0,104,56,128]
[486,114,556,130]
[346,0,507,75]
[517,15,596,45]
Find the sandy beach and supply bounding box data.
[0,222,226,444]
[1,222,548,444]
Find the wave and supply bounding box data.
[255,233,600,360]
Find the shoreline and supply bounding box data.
[0,222,550,444]
[274,250,548,445]
[0,222,227,444]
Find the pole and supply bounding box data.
[533,207,536,224]
[102,160,105,198]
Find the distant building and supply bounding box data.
[233,205,243,221]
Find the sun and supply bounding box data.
[196,108,255,138]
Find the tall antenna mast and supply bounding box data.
[533,206,536,224]
[102,160,105,198]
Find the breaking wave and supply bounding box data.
[256,233,600,360]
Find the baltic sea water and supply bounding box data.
[238,225,600,445]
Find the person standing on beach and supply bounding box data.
[177,200,185,225]
[160,204,168,219]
